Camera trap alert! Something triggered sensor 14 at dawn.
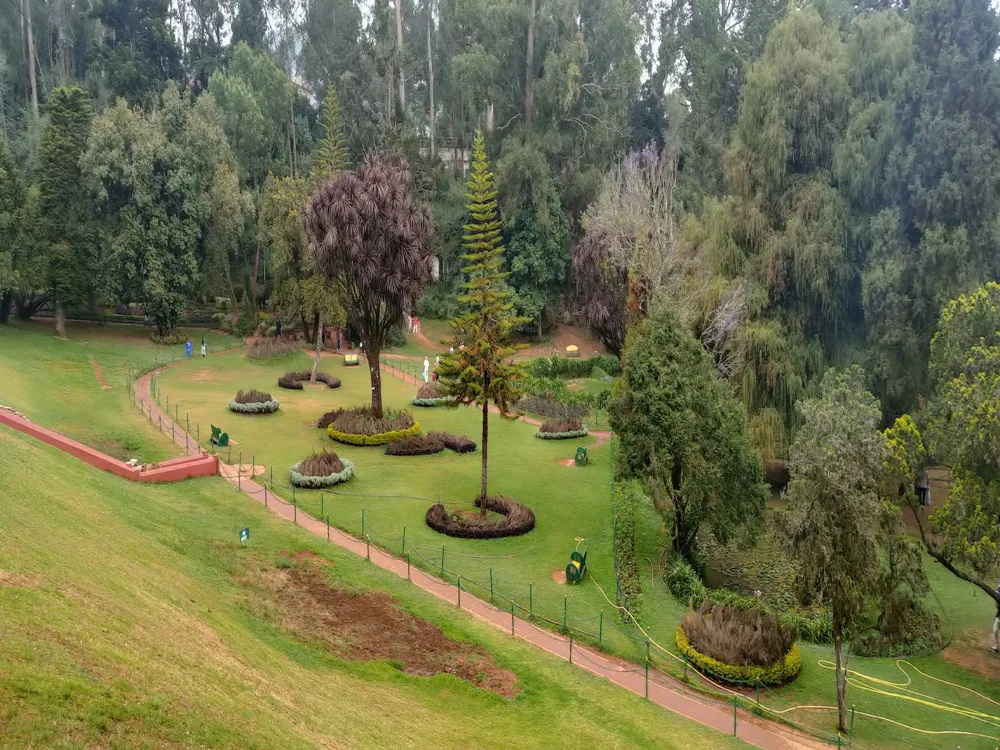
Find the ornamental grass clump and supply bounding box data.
[278,371,341,389]
[298,450,344,475]
[247,338,300,360]
[682,601,794,668]
[412,381,453,407]
[428,431,476,453]
[325,406,421,445]
[229,389,280,414]
[289,449,354,488]
[384,433,445,456]
[536,417,587,440]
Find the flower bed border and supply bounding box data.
[535,428,588,440]
[411,396,455,407]
[289,458,354,487]
[425,494,535,539]
[228,399,280,414]
[327,421,421,446]
[674,626,801,686]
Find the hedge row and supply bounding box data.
[525,354,621,379]
[327,421,422,446]
[674,626,801,686]
[411,396,454,407]
[289,458,355,487]
[425,495,535,539]
[663,554,833,644]
[613,480,644,619]
[535,428,588,440]
[229,399,280,414]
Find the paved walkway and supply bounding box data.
[131,362,810,750]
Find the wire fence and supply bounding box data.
[124,353,1000,750]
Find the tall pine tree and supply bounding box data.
[439,132,527,505]
[311,87,350,183]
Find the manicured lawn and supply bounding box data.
[0,424,749,749]
[0,319,239,462]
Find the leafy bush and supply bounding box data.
[289,456,354,488]
[229,389,279,413]
[525,355,621,379]
[613,480,644,619]
[536,417,587,440]
[278,371,341,389]
[324,407,421,445]
[416,382,439,399]
[675,625,801,686]
[151,332,184,345]
[428,431,476,453]
[416,281,461,320]
[247,337,300,360]
[425,495,535,539]
[385,434,446,456]
[516,394,589,420]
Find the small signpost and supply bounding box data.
[239,527,250,544]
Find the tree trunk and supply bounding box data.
[395,0,405,110]
[23,0,38,119]
[0,292,11,323]
[426,0,435,158]
[289,100,297,177]
[368,341,384,418]
[251,236,262,306]
[310,311,322,384]
[523,0,536,130]
[833,616,848,735]
[480,398,489,511]
[54,300,66,337]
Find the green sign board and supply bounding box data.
[240,527,250,543]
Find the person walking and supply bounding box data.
[185,339,192,359]
[200,337,207,358]
[433,354,440,382]
[423,356,430,383]
[993,580,1000,652]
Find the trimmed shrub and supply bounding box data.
[428,431,476,453]
[229,389,279,414]
[425,494,535,539]
[289,455,355,488]
[683,601,795,667]
[412,381,454,407]
[675,624,801,686]
[536,417,587,440]
[385,434,445,456]
[278,371,342,390]
[613,480,644,619]
[151,332,184,345]
[247,338,300,360]
[324,407,421,446]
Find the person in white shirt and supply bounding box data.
[423,356,430,383]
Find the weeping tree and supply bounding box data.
[306,155,432,418]
[438,132,527,505]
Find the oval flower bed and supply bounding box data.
[535,417,588,440]
[425,494,535,539]
[289,449,354,488]
[674,603,801,686]
[229,389,280,414]
[278,371,342,390]
[385,433,445,456]
[411,382,454,407]
[324,407,421,446]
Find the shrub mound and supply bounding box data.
[229,389,279,414]
[535,417,588,440]
[411,381,454,407]
[675,603,801,686]
[428,431,476,453]
[278,371,342,390]
[425,495,535,539]
[385,434,446,456]
[151,332,184,346]
[325,407,421,445]
[516,394,588,420]
[247,337,300,360]
[289,450,354,488]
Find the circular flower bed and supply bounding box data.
[535,417,588,440]
[229,389,280,414]
[278,371,342,390]
[411,382,454,407]
[425,494,535,539]
[385,434,445,456]
[289,449,354,487]
[324,406,421,446]
[674,603,801,686]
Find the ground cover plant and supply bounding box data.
[385,433,446,456]
[426,495,536,539]
[229,389,279,414]
[325,406,420,445]
[278,371,341,389]
[247,337,300,360]
[289,449,354,487]
[536,417,588,440]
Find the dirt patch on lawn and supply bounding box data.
[551,569,567,584]
[184,368,220,383]
[942,632,1000,680]
[557,458,577,467]
[87,355,111,390]
[515,323,608,360]
[0,571,36,588]
[244,557,518,697]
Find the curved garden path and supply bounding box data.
[123,359,811,750]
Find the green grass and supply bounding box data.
[0,424,750,749]
[7,320,1000,750]
[0,319,239,462]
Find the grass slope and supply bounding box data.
[0,426,746,749]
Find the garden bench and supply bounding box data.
[343,354,359,367]
[210,425,229,448]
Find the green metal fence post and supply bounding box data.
[457,576,461,607]
[166,394,168,410]
[849,706,855,744]
[158,415,162,430]
[683,653,688,679]
[237,464,241,490]
[563,596,567,631]
[269,465,273,487]
[238,450,242,469]
[645,660,649,698]
[489,567,494,603]
[407,553,411,580]
[646,640,650,663]
[755,682,760,705]
[511,601,515,635]
[837,737,842,750]
[440,545,445,577]
[320,493,324,518]
[197,423,200,442]
[599,611,603,646]
[227,443,232,463]
[366,535,370,560]
[529,583,533,619]
[569,634,573,664]
[733,696,738,736]
[362,508,365,537]
[293,497,297,523]
[186,413,190,434]
[175,404,178,422]
[264,485,268,507]
[171,423,174,442]
[401,524,406,556]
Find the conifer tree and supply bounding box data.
[311,87,350,183]
[439,132,528,506]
